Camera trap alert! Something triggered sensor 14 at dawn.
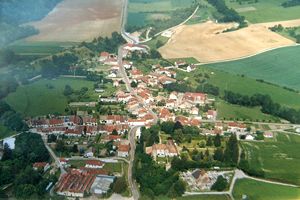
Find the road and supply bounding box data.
[120,0,138,44]
[128,126,141,200]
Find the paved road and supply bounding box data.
[200,119,300,127]
[120,0,138,44]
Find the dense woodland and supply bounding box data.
[282,0,300,7]
[0,0,62,47]
[207,0,246,27]
[0,132,55,199]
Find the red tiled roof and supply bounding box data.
[33,162,47,168]
[100,51,110,57]
[118,144,130,152]
[85,160,104,166]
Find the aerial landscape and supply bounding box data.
[0,0,300,199]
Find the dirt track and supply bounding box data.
[159,20,297,62]
[26,0,123,42]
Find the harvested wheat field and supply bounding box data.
[257,19,300,28]
[159,21,296,62]
[26,0,123,42]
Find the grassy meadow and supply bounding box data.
[233,178,300,200]
[241,133,300,185]
[207,46,300,91]
[216,100,279,122]
[8,41,76,56]
[0,125,16,140]
[5,78,97,117]
[225,0,300,23]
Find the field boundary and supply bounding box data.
[196,43,300,66]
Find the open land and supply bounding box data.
[4,78,98,117]
[176,67,300,109]
[26,0,123,42]
[233,178,300,200]
[207,45,300,91]
[225,0,300,23]
[159,21,297,63]
[241,133,300,185]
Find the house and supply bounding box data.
[175,116,189,126]
[123,43,148,53]
[123,61,132,69]
[190,107,199,115]
[146,140,178,158]
[228,122,247,133]
[187,64,196,72]
[99,52,110,62]
[60,158,68,166]
[159,108,173,122]
[131,69,143,79]
[85,160,105,169]
[207,110,217,120]
[33,162,50,172]
[107,72,117,78]
[158,76,176,85]
[264,131,273,138]
[166,99,176,109]
[169,91,178,100]
[183,92,207,105]
[56,169,96,197]
[104,58,118,66]
[245,134,255,141]
[156,68,176,78]
[128,119,146,126]
[117,144,130,157]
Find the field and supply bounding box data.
[127,0,195,32]
[233,178,300,200]
[225,0,300,23]
[216,101,279,122]
[8,41,76,56]
[0,125,16,140]
[185,0,217,25]
[207,45,300,91]
[177,67,300,109]
[5,78,97,117]
[26,0,123,42]
[241,133,300,185]
[159,21,296,62]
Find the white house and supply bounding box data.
[85,160,105,169]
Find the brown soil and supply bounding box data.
[26,0,123,42]
[159,20,296,62]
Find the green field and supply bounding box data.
[178,195,230,200]
[8,41,76,56]
[207,46,300,91]
[0,125,16,140]
[5,78,97,117]
[216,101,279,122]
[144,35,169,50]
[225,0,300,23]
[177,66,300,109]
[233,179,300,200]
[241,133,300,185]
[127,0,195,32]
[185,0,217,25]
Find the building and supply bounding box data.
[99,52,110,62]
[183,92,207,105]
[56,169,96,197]
[264,131,273,138]
[90,175,115,195]
[117,144,130,157]
[146,140,178,158]
[207,110,217,120]
[228,122,247,133]
[85,160,105,169]
[33,162,50,172]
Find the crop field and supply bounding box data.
[8,41,76,56]
[5,78,97,117]
[177,66,300,109]
[216,101,279,122]
[207,45,300,91]
[241,133,300,185]
[26,0,122,42]
[233,178,300,200]
[127,0,195,32]
[159,21,296,62]
[225,0,300,23]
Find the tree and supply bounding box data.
[214,134,221,147]
[161,121,175,135]
[112,129,118,135]
[2,143,13,161]
[224,134,239,165]
[213,148,224,162]
[112,177,127,194]
[206,137,213,146]
[63,84,73,96]
[173,129,184,144]
[174,121,183,131]
[211,175,228,191]
[72,144,79,153]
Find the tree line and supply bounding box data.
[282,0,300,7]
[207,0,247,27]
[0,132,56,199]
[224,91,300,123]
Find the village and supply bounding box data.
[15,42,286,198]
